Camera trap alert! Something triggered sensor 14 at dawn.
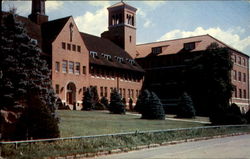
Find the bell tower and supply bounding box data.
[28,0,48,25]
[101,2,137,58]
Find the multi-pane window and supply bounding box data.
[69,61,74,73]
[131,89,134,98]
[243,90,246,99]
[77,45,81,52]
[55,62,60,72]
[56,84,60,94]
[82,66,86,74]
[62,42,66,49]
[152,47,162,54]
[67,43,71,50]
[184,42,195,50]
[128,89,131,98]
[243,58,246,66]
[238,72,241,81]
[62,60,67,73]
[75,62,80,74]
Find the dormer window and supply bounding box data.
[101,53,112,61]
[90,51,98,58]
[115,56,124,63]
[184,42,195,50]
[152,47,162,54]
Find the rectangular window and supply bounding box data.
[100,87,104,97]
[67,43,71,50]
[62,42,66,49]
[243,58,246,66]
[243,73,246,82]
[82,66,86,74]
[152,47,162,54]
[104,87,108,97]
[72,44,76,51]
[55,62,60,72]
[238,72,241,81]
[131,89,134,98]
[238,56,241,65]
[184,42,195,50]
[69,61,74,73]
[75,62,80,75]
[56,84,60,94]
[239,89,242,98]
[128,89,131,98]
[123,89,126,99]
[234,55,237,63]
[62,60,67,73]
[233,70,237,80]
[77,45,81,52]
[243,90,246,99]
[110,87,113,93]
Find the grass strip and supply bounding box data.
[1,125,250,159]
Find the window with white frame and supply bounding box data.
[90,51,98,58]
[69,61,74,73]
[62,60,67,73]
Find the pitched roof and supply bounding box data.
[108,2,137,11]
[41,16,71,53]
[136,34,249,58]
[80,32,144,72]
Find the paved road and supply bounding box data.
[91,134,250,159]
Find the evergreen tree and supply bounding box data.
[129,98,133,111]
[100,96,109,109]
[109,89,126,114]
[185,42,233,123]
[91,86,99,107]
[82,88,93,110]
[0,12,59,140]
[136,90,165,120]
[177,92,196,118]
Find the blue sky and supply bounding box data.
[2,1,250,56]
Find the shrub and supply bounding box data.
[176,92,196,118]
[129,98,133,111]
[210,103,246,125]
[245,109,250,124]
[82,88,93,111]
[134,90,150,114]
[100,96,109,108]
[138,90,165,120]
[109,89,126,114]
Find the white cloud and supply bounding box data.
[137,7,153,28]
[143,1,165,10]
[88,1,110,7]
[46,1,64,12]
[74,3,110,36]
[158,27,250,53]
[143,19,153,28]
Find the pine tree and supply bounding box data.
[0,12,59,140]
[100,96,109,109]
[177,92,196,118]
[134,90,150,114]
[109,89,126,114]
[141,92,165,120]
[245,109,250,124]
[82,87,93,110]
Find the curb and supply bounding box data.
[53,132,250,159]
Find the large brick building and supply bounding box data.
[10,0,144,110]
[136,35,250,113]
[3,0,249,113]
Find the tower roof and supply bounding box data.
[108,2,137,11]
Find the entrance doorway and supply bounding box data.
[66,82,76,106]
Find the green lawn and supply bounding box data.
[58,110,205,137]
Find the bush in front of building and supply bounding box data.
[100,96,109,108]
[176,92,196,118]
[135,90,165,120]
[82,88,93,110]
[129,98,133,111]
[245,109,250,124]
[210,103,246,125]
[109,89,126,114]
